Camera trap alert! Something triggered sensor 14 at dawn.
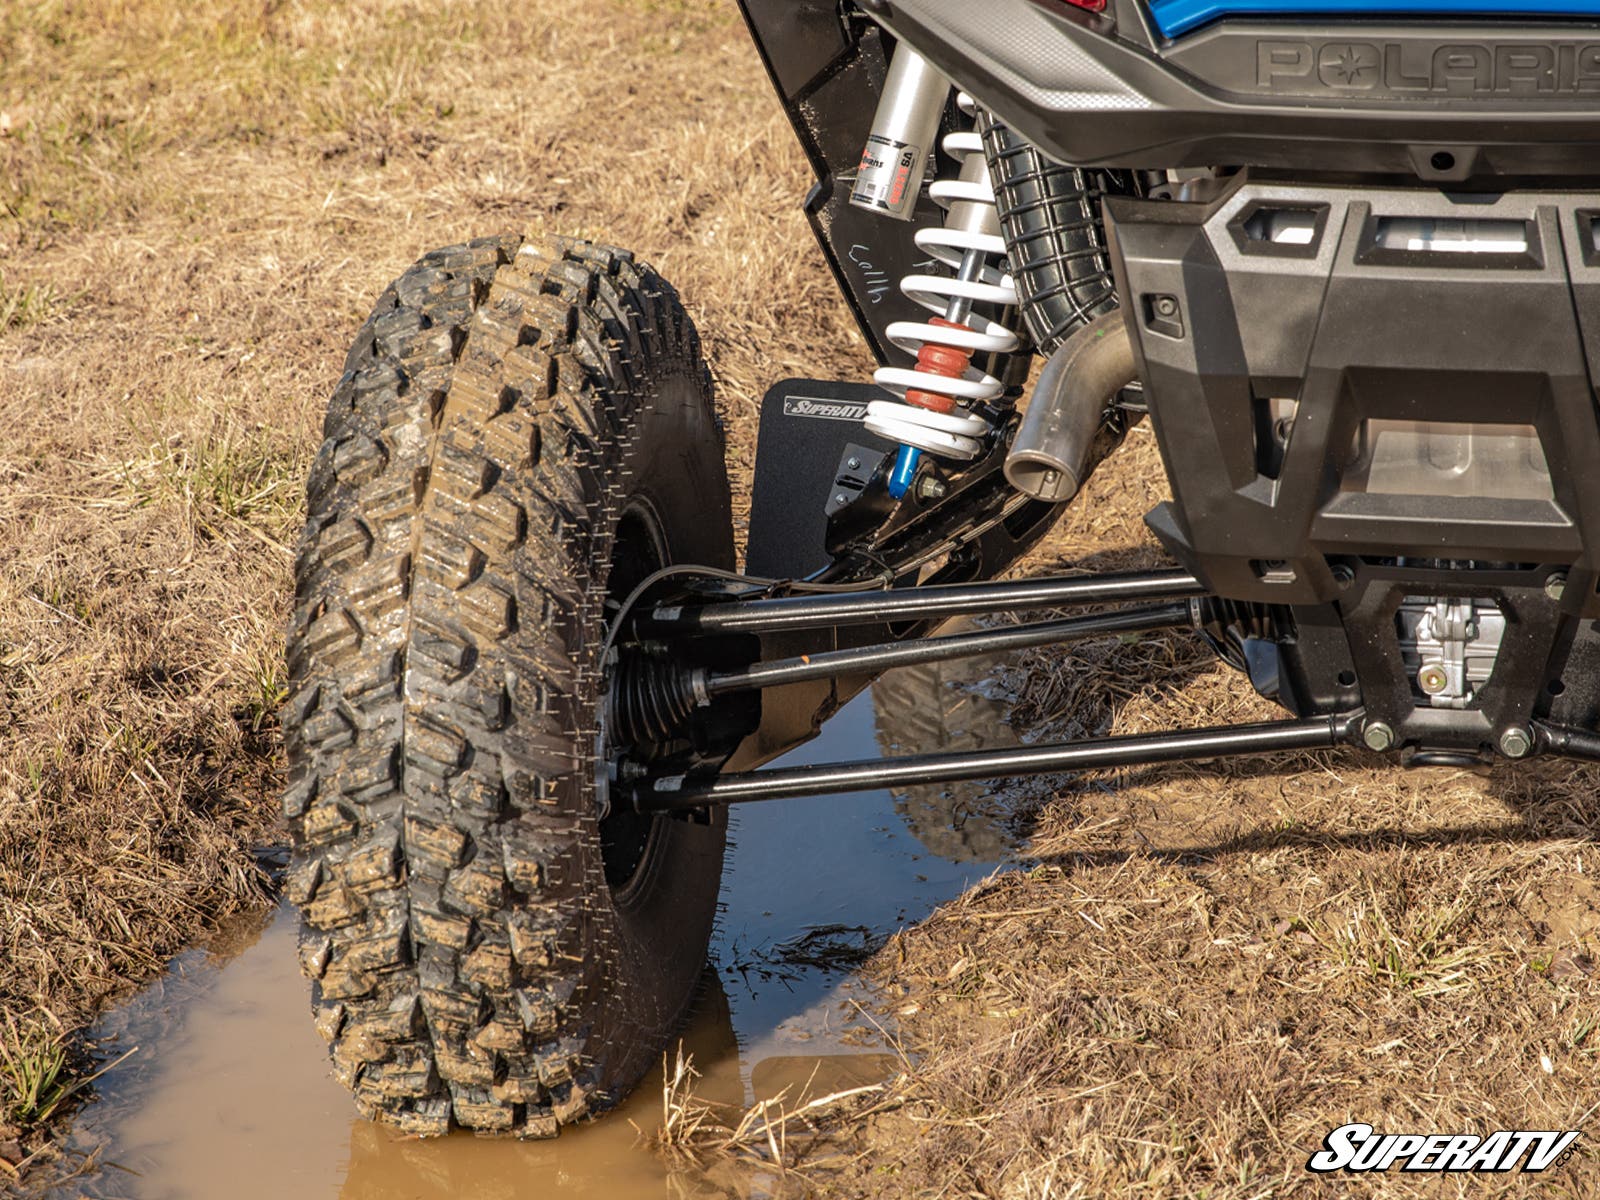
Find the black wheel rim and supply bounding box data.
[599,503,668,892]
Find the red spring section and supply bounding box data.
[904,317,972,415]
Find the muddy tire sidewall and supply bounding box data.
[284,235,733,1136]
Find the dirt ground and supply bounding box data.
[4,0,1600,1195]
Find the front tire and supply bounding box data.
[283,234,733,1135]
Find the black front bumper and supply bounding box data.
[1107,178,1600,604]
[1108,176,1600,748]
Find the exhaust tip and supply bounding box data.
[1004,310,1135,504]
[1004,452,1083,503]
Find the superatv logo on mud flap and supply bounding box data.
[1257,40,1600,95]
[1307,1124,1580,1173]
[783,396,870,422]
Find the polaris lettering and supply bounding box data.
[1257,40,1600,94]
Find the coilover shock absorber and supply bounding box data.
[849,50,1025,498]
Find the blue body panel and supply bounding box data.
[1150,0,1600,37]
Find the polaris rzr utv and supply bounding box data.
[281,0,1600,1136]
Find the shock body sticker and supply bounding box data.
[851,134,920,213]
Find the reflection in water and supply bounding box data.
[44,666,1021,1199]
[872,652,1022,863]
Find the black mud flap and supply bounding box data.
[746,378,896,579]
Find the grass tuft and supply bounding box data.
[0,1017,67,1129]
[655,1043,895,1177]
[0,274,56,333]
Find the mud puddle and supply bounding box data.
[40,661,1028,1199]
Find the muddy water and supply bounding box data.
[47,663,1024,1199]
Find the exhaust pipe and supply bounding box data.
[1004,310,1136,502]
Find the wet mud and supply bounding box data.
[37,664,1025,1199]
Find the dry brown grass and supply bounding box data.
[653,1044,896,1181]
[7,0,1600,1194]
[807,439,1600,1197]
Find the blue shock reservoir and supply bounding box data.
[1148,0,1600,37]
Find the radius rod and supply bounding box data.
[696,601,1195,698]
[641,567,1206,635]
[634,715,1358,812]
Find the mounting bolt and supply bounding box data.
[834,493,849,506]
[916,475,948,501]
[846,457,861,471]
[1499,727,1534,759]
[1363,721,1395,752]
[1154,295,1179,318]
[1330,564,1356,589]
[1545,573,1567,602]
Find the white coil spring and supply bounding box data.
[866,96,1023,461]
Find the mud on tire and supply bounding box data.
[283,234,733,1136]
